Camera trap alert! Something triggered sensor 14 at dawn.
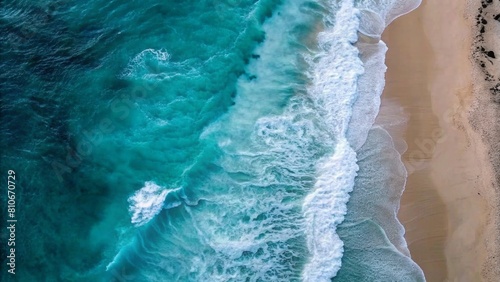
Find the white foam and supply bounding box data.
[357,0,422,33]
[301,0,362,280]
[301,0,423,280]
[346,40,388,151]
[121,48,199,80]
[302,141,358,281]
[128,181,178,226]
[339,0,423,278]
[358,9,386,40]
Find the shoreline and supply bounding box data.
[381,0,498,281]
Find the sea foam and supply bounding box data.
[128,181,178,226]
[330,0,425,280]
[301,0,363,280]
[302,0,423,280]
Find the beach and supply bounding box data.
[381,0,500,281]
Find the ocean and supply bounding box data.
[0,0,424,281]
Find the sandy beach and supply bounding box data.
[381,0,500,281]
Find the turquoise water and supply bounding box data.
[0,0,424,281]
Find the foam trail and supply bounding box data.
[333,0,425,280]
[302,0,363,280]
[302,142,358,281]
[302,0,424,280]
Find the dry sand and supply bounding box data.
[381,0,499,281]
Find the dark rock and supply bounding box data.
[487,51,496,58]
[495,14,500,21]
[490,83,500,103]
[490,83,500,93]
